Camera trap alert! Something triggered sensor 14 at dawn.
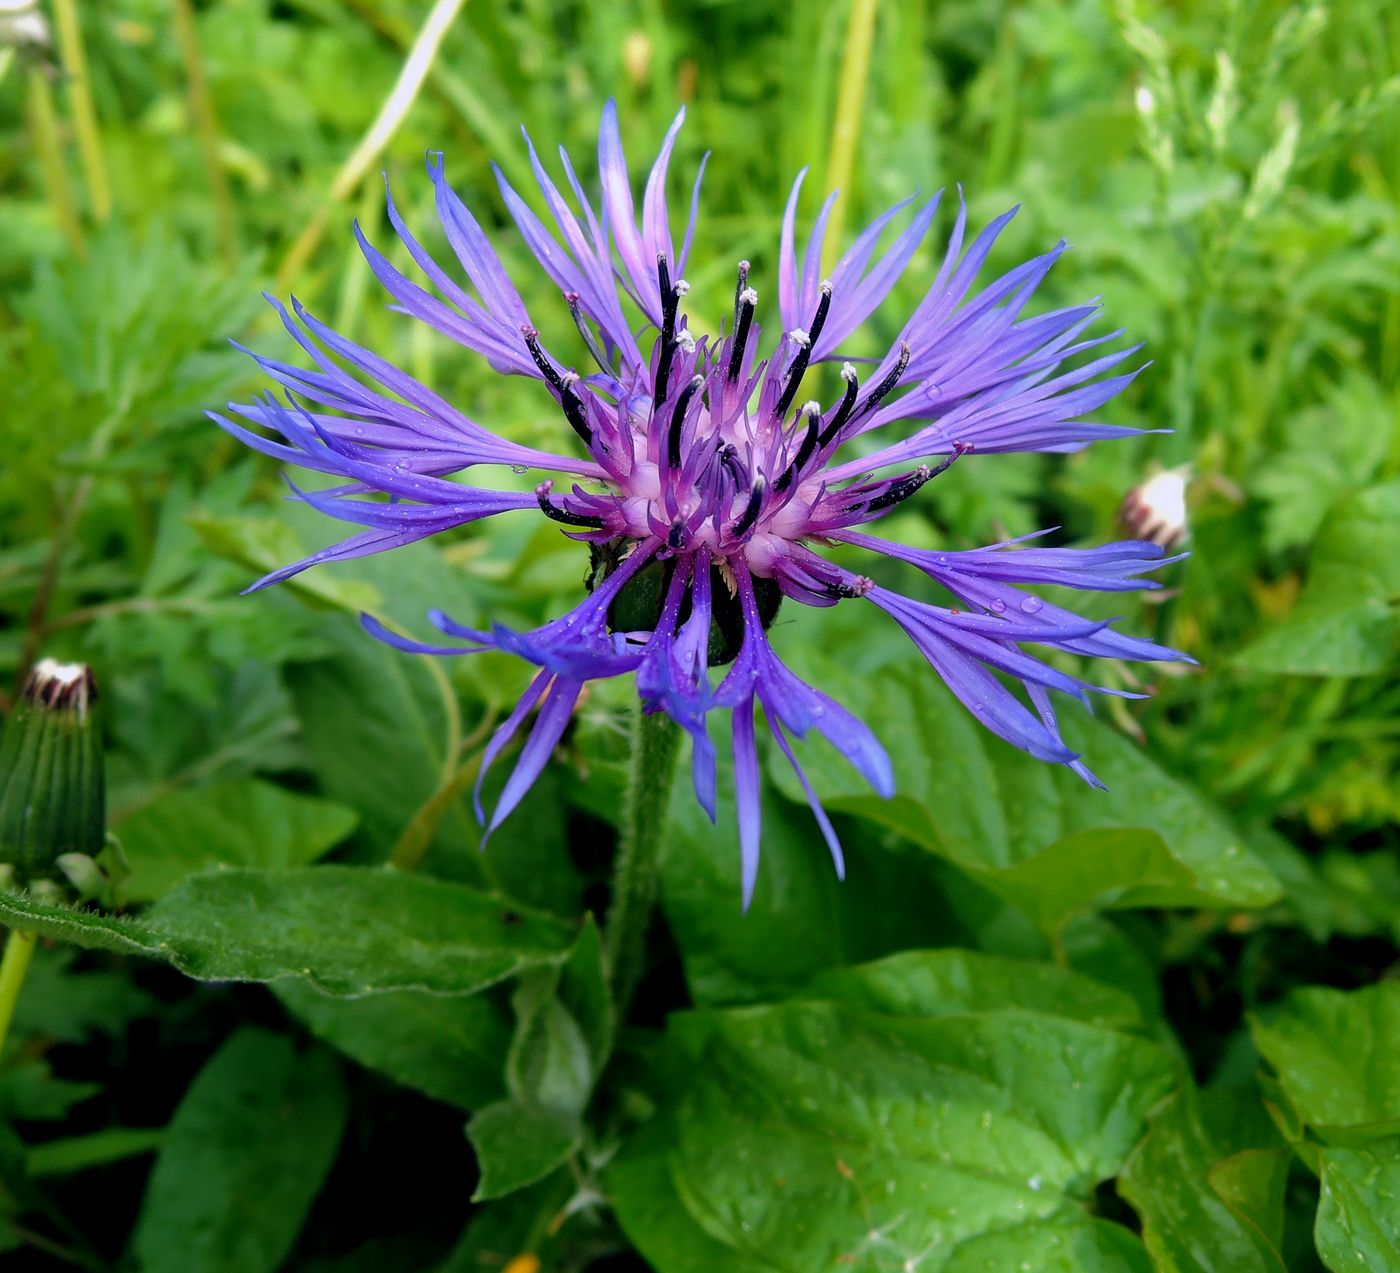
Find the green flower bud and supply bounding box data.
[586,541,781,666]
[0,660,105,881]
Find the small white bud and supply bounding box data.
[1120,465,1190,548]
[674,278,691,296]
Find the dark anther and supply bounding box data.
[524,326,592,446]
[774,403,821,493]
[667,521,687,550]
[522,326,564,389]
[733,260,750,324]
[819,365,861,448]
[667,374,705,470]
[825,576,871,599]
[536,482,605,528]
[852,342,911,426]
[727,286,757,383]
[654,253,679,407]
[774,282,833,420]
[730,478,766,539]
[856,463,935,514]
[565,293,612,375]
[719,442,749,490]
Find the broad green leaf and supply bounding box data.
[1118,1093,1286,1273]
[0,866,575,995]
[768,652,1279,924]
[115,777,357,900]
[808,948,1144,1030]
[1250,983,1400,1137]
[1315,1139,1400,1273]
[1236,482,1400,677]
[611,967,1175,1271]
[466,1099,581,1201]
[275,981,510,1110]
[131,1028,346,1273]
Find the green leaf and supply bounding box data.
[611,958,1175,1271]
[1236,482,1400,677]
[767,652,1280,926]
[1118,1093,1286,1273]
[288,628,580,916]
[1250,983,1400,1137]
[11,944,159,1042]
[114,778,358,900]
[0,866,576,995]
[661,719,1005,1006]
[1315,1139,1400,1273]
[274,981,510,1110]
[190,513,383,614]
[807,948,1145,1030]
[131,1029,347,1273]
[506,917,613,1116]
[466,1099,581,1202]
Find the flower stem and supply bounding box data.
[603,706,681,1013]
[52,0,111,223]
[0,928,37,1058]
[823,0,879,271]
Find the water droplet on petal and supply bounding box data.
[989,598,1007,614]
[511,464,528,474]
[1019,596,1043,614]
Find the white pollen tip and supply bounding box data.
[819,279,833,293]
[841,362,858,381]
[675,330,697,352]
[674,279,691,296]
[739,287,758,306]
[802,400,822,417]
[560,370,580,388]
[788,329,811,347]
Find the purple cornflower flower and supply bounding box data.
[215,103,1189,905]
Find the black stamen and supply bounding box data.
[653,253,678,407]
[858,466,933,514]
[719,442,748,490]
[852,342,911,426]
[523,326,564,390]
[819,366,861,448]
[566,293,612,375]
[852,451,963,516]
[774,403,821,493]
[667,521,687,550]
[667,374,705,471]
[524,326,592,446]
[536,483,605,528]
[730,478,766,539]
[727,287,757,383]
[774,282,833,420]
[733,260,750,324]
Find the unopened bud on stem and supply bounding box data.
[0,659,105,881]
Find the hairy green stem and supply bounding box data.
[603,707,681,1013]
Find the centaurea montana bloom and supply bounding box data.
[215,103,1189,905]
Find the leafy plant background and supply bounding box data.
[1,0,1398,1269]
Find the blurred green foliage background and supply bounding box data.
[1,0,1399,1269]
